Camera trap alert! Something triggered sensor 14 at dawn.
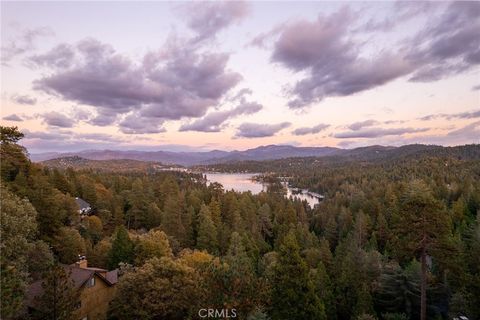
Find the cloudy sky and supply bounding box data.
[1,1,479,153]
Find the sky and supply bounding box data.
[1,1,479,153]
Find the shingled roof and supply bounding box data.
[26,264,118,308]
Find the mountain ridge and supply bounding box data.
[32,144,480,167]
[31,144,341,166]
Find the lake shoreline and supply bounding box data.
[204,172,323,208]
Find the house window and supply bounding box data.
[87,277,95,287]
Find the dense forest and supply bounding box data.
[1,126,479,320]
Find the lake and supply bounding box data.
[204,172,322,208]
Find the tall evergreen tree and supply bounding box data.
[269,231,326,320]
[196,205,218,254]
[108,225,134,269]
[204,232,264,318]
[396,180,450,320]
[33,264,80,320]
[0,126,30,182]
[375,261,421,319]
[162,194,186,245]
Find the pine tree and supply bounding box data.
[374,210,389,252]
[108,225,134,269]
[51,169,72,195]
[196,205,218,254]
[375,261,420,319]
[311,262,336,320]
[258,203,273,241]
[208,199,222,227]
[0,126,30,182]
[396,180,450,320]
[269,231,326,320]
[162,194,186,245]
[181,205,196,247]
[325,215,338,249]
[33,264,80,320]
[145,202,162,229]
[204,232,264,318]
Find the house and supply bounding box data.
[27,257,118,320]
[75,197,92,215]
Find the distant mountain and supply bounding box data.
[208,145,339,163]
[41,156,165,171]
[32,144,480,167]
[31,145,340,166]
[204,144,480,173]
[333,144,480,162]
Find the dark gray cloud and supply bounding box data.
[292,123,329,136]
[179,112,231,132]
[2,114,23,122]
[28,43,76,68]
[89,114,117,127]
[71,108,92,121]
[182,1,250,43]
[235,122,291,138]
[40,111,75,128]
[265,2,479,109]
[119,113,166,134]
[11,94,37,105]
[33,38,242,126]
[408,2,480,82]
[334,127,429,139]
[357,2,438,33]
[142,46,242,119]
[271,8,413,109]
[348,119,379,131]
[179,99,262,132]
[419,109,480,121]
[23,129,73,141]
[1,26,53,65]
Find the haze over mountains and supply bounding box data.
[32,145,338,166]
[32,144,480,167]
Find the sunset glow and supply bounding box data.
[1,1,479,153]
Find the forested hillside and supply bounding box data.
[40,156,163,172]
[1,126,479,320]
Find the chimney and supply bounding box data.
[76,255,88,269]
